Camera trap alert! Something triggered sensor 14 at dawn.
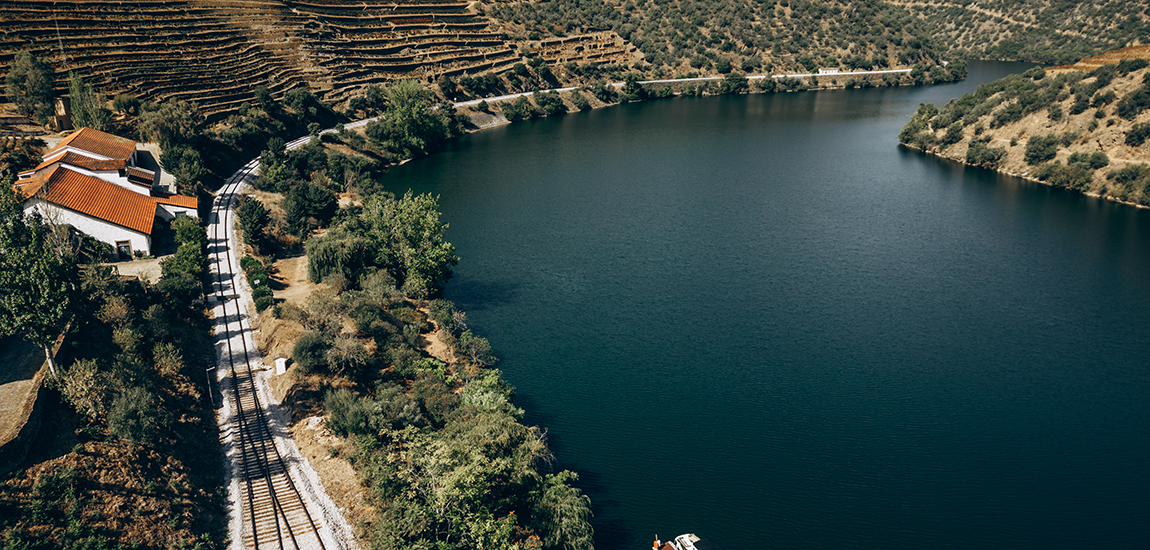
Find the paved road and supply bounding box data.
[452,68,913,107]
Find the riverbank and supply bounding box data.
[898,57,1150,209]
[451,63,964,131]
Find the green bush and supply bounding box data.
[502,96,538,122]
[254,296,274,312]
[252,286,273,300]
[1125,122,1150,147]
[533,91,566,116]
[1035,161,1094,191]
[292,331,331,373]
[324,388,375,437]
[1107,163,1150,193]
[1067,151,1109,170]
[240,255,261,273]
[1024,134,1060,165]
[568,90,591,111]
[966,137,1006,168]
[108,387,168,446]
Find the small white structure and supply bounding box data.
[14,128,198,258]
[275,358,287,376]
[818,68,840,75]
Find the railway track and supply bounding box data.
[209,135,340,550]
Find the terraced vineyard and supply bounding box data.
[0,0,639,120]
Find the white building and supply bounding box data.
[14,128,198,259]
[818,68,840,75]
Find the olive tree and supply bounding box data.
[5,51,54,123]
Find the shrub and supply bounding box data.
[251,286,273,300]
[153,342,184,378]
[108,387,167,446]
[292,331,331,373]
[326,336,370,377]
[324,388,374,437]
[1067,151,1109,170]
[569,90,591,111]
[1035,161,1094,191]
[1115,86,1150,120]
[941,123,964,146]
[1024,134,1060,164]
[254,296,274,312]
[1126,122,1150,147]
[428,299,459,334]
[502,96,538,122]
[966,137,1005,168]
[1107,164,1150,193]
[59,359,111,422]
[240,255,261,273]
[992,102,1023,127]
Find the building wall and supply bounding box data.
[156,203,197,221]
[24,198,152,256]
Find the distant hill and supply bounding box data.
[899,46,1150,207]
[892,0,1150,65]
[493,0,947,77]
[1,0,1146,121]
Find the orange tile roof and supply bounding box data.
[29,150,128,173]
[45,127,137,161]
[125,166,155,187]
[16,165,161,235]
[156,193,198,209]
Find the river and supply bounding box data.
[385,61,1150,550]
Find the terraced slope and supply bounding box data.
[0,0,316,121]
[0,0,641,120]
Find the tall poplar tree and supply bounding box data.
[68,71,111,131]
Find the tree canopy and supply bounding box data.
[5,51,54,123]
[0,185,76,376]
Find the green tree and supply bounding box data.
[111,94,140,116]
[1024,134,1060,165]
[160,145,206,195]
[67,72,110,131]
[364,80,449,157]
[138,100,202,148]
[236,198,270,246]
[284,180,337,235]
[161,216,208,284]
[5,51,54,123]
[362,190,459,298]
[531,471,594,550]
[0,186,76,377]
[107,386,167,445]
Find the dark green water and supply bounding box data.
[388,62,1150,550]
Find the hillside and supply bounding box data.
[893,0,1150,65]
[899,46,1150,207]
[4,0,1146,121]
[0,0,639,122]
[492,0,946,77]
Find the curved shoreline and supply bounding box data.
[902,142,1150,210]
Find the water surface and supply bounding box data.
[387,62,1150,550]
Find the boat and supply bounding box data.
[652,533,727,550]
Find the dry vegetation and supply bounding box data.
[900,48,1150,206]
